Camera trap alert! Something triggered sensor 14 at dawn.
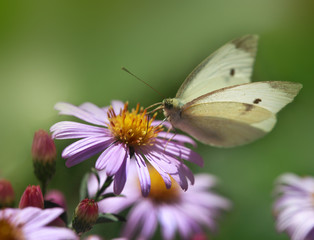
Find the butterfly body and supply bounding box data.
[162,35,302,147]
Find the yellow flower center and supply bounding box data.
[107,102,163,147]
[0,219,25,240]
[147,166,180,203]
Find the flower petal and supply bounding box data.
[25,227,78,240]
[134,153,151,197]
[144,152,172,189]
[55,102,106,126]
[62,136,111,158]
[22,207,64,229]
[158,206,177,240]
[105,144,128,176]
[113,152,130,195]
[157,132,197,147]
[79,102,108,124]
[51,121,108,139]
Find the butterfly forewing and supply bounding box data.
[175,35,259,104]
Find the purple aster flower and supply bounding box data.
[273,173,314,240]
[51,100,203,196]
[88,163,231,240]
[0,207,77,239]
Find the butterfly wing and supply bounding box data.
[176,35,259,104]
[175,81,302,147]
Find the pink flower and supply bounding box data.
[51,100,203,196]
[273,173,314,240]
[88,163,231,240]
[0,207,77,239]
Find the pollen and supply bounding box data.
[147,166,180,203]
[107,102,163,147]
[0,218,24,240]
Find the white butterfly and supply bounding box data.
[162,35,302,147]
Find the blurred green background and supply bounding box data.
[1,1,313,239]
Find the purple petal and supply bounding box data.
[23,207,64,229]
[105,144,128,176]
[134,153,151,197]
[158,206,177,240]
[171,207,194,238]
[79,102,108,124]
[157,132,197,147]
[113,152,130,195]
[139,206,158,239]
[95,143,126,171]
[66,146,107,167]
[122,201,152,239]
[51,121,108,139]
[178,163,195,185]
[144,152,172,189]
[62,136,112,158]
[55,102,106,126]
[25,227,78,240]
[170,166,188,191]
[156,141,203,167]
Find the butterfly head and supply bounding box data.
[162,98,182,122]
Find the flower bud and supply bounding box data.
[31,129,56,184]
[0,179,15,208]
[72,198,98,235]
[19,185,44,209]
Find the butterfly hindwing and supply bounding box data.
[176,81,302,147]
[178,101,275,147]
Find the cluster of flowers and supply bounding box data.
[0,100,312,240]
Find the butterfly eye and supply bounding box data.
[162,99,173,110]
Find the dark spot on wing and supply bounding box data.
[253,98,262,104]
[230,68,235,76]
[242,103,253,114]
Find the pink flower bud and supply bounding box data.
[72,198,98,235]
[31,129,56,185]
[0,179,15,208]
[32,129,56,163]
[19,185,44,209]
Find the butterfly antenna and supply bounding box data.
[122,67,165,98]
[145,102,162,111]
[147,106,164,115]
[163,125,178,151]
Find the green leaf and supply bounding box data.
[96,213,126,224]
